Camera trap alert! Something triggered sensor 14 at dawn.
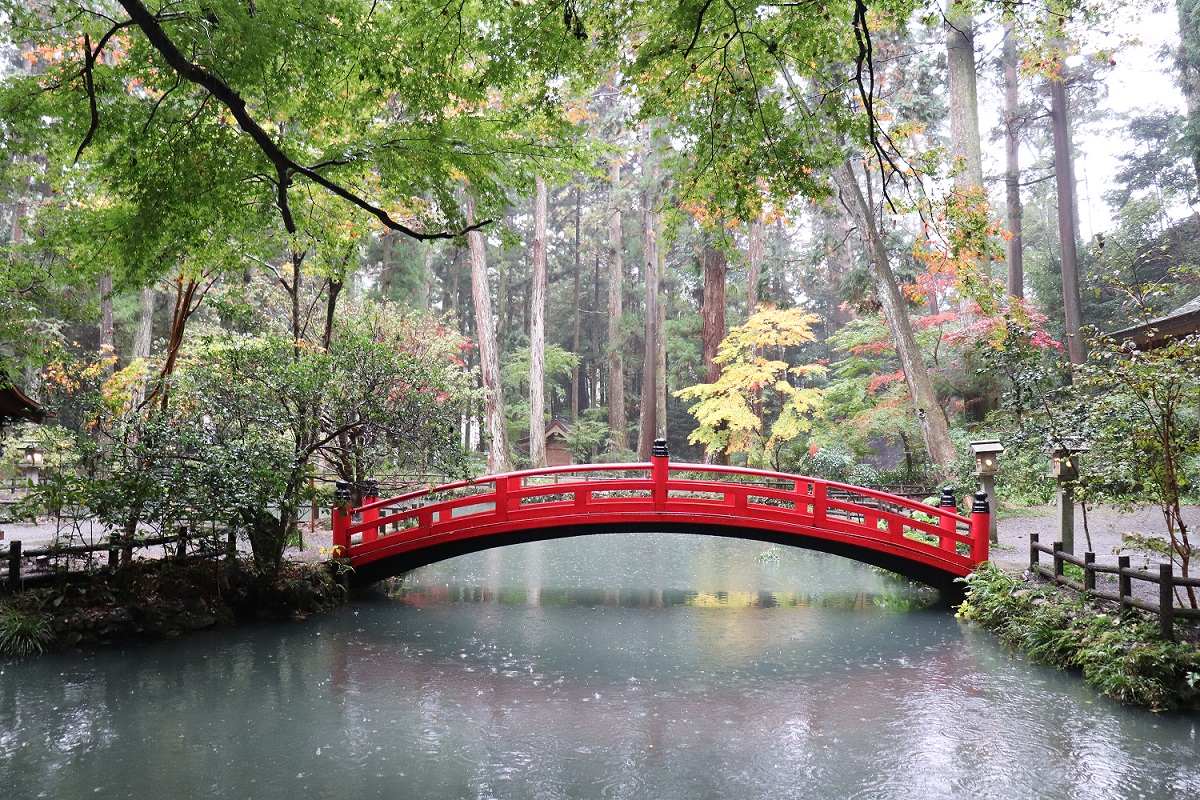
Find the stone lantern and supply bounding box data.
[21,443,44,487]
[969,439,1004,544]
[1048,443,1089,554]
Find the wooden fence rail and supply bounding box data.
[1029,533,1200,640]
[3,533,224,592]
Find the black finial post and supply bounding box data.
[652,438,669,458]
[972,488,990,515]
[939,485,957,510]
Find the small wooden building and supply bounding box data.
[1109,294,1200,350]
[544,417,573,467]
[0,383,46,428]
[520,417,574,467]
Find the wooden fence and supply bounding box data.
[1029,533,1200,639]
[3,533,225,592]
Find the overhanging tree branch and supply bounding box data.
[114,0,490,241]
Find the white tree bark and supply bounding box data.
[466,195,510,473]
[529,176,548,467]
[608,159,628,452]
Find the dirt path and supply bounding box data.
[991,502,1196,572]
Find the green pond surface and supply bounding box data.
[2,533,1198,799]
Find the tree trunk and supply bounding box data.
[529,176,548,468]
[637,173,660,461]
[656,248,667,443]
[1003,21,1024,299]
[466,195,510,473]
[132,286,155,362]
[571,185,582,422]
[130,285,156,408]
[1050,70,1086,366]
[835,161,958,470]
[1177,0,1200,190]
[747,219,763,316]
[99,274,114,376]
[701,242,727,384]
[608,160,628,452]
[946,5,984,189]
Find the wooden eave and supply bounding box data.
[0,384,47,423]
[1108,295,1200,350]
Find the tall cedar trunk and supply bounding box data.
[529,176,548,467]
[99,275,114,376]
[130,286,155,407]
[10,198,25,244]
[747,219,765,419]
[1003,22,1024,299]
[380,233,395,297]
[747,220,763,315]
[700,241,727,464]
[571,186,582,422]
[421,246,432,311]
[947,2,984,320]
[1050,72,1086,366]
[946,6,984,188]
[655,245,667,442]
[608,160,628,451]
[593,252,603,413]
[637,175,659,461]
[466,195,511,472]
[1178,0,1200,189]
[701,243,727,384]
[835,161,958,470]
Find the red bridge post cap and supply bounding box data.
[652,438,669,458]
[972,489,990,514]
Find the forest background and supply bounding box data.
[0,0,1197,580]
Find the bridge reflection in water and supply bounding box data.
[334,442,990,603]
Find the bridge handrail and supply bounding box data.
[355,461,969,527]
[353,462,658,514]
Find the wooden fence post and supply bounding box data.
[7,540,20,590]
[1118,555,1131,613]
[1053,541,1064,581]
[1084,552,1095,592]
[1029,533,1039,568]
[1159,562,1174,641]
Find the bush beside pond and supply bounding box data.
[958,564,1200,711]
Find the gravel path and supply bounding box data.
[992,502,1195,572]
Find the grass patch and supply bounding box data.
[0,608,55,657]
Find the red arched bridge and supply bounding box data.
[332,445,990,603]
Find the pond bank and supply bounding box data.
[959,564,1200,711]
[0,557,345,656]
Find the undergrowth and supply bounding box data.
[0,608,55,657]
[958,564,1200,711]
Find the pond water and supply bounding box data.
[2,533,1199,799]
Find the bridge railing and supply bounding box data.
[332,451,990,572]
